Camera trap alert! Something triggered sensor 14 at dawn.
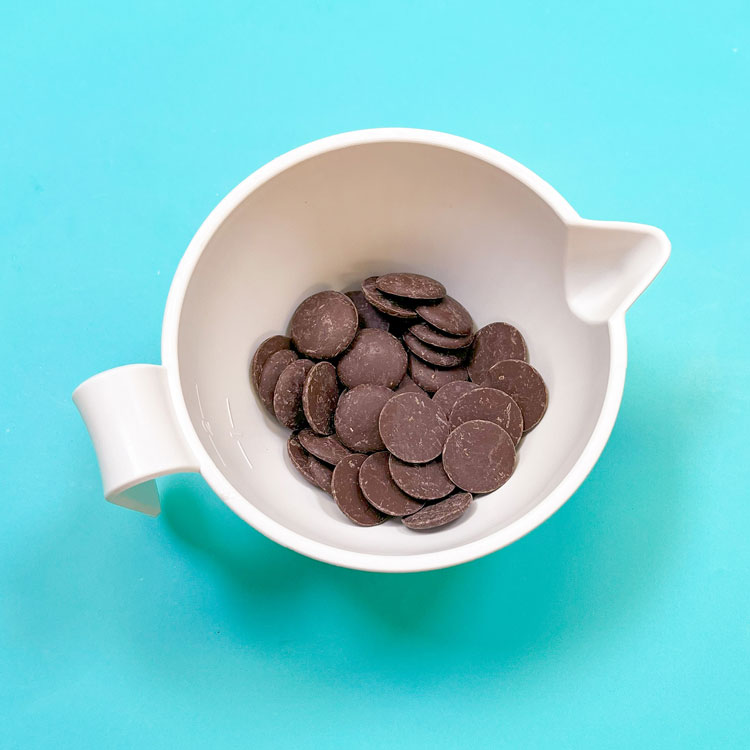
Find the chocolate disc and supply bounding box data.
[287,433,316,484]
[402,491,473,530]
[308,459,333,494]
[402,331,467,368]
[375,273,446,301]
[298,428,352,465]
[408,323,473,350]
[442,420,516,493]
[449,387,523,445]
[388,455,455,500]
[287,433,332,493]
[378,390,450,463]
[467,322,528,383]
[345,290,390,331]
[431,381,480,419]
[258,349,299,412]
[359,452,425,516]
[332,454,388,526]
[415,296,473,336]
[273,359,314,428]
[408,353,468,393]
[336,329,408,389]
[361,276,418,319]
[302,361,339,436]
[334,384,393,452]
[482,359,548,432]
[251,335,291,391]
[290,291,359,359]
[394,374,428,396]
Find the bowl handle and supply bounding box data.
[565,220,671,324]
[73,364,199,516]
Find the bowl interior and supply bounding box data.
[175,141,610,557]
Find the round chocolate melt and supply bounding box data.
[258,349,298,412]
[287,433,332,493]
[442,420,516,494]
[298,428,352,465]
[273,359,314,429]
[290,291,358,359]
[402,331,466,368]
[251,335,291,391]
[449,386,523,445]
[302,361,339,436]
[416,296,473,336]
[388,455,455,501]
[332,454,388,526]
[378,390,450,463]
[359,452,424,516]
[408,353,468,393]
[375,273,446,300]
[337,328,408,389]
[334,384,393,452]
[467,322,528,383]
[408,323,473,350]
[402,491,473,530]
[482,359,548,432]
[361,276,418,319]
[431,381,480,419]
[308,459,333,494]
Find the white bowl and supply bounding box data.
[74,128,670,573]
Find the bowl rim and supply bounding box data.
[161,127,626,573]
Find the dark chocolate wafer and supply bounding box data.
[359,452,424,516]
[332,454,388,526]
[402,331,467,368]
[273,359,314,429]
[308,459,333,494]
[467,322,528,383]
[482,359,548,432]
[378,390,450,463]
[287,433,333,493]
[361,276,418,319]
[388,455,455,500]
[375,273,446,301]
[409,353,468,393]
[302,361,339,436]
[251,335,291,391]
[298,428,352,465]
[258,349,299,412]
[409,323,473,350]
[431,381,480,419]
[416,296,473,336]
[334,384,393,452]
[442,420,516,494]
[449,386,523,444]
[402,491,473,530]
[337,328,407,389]
[290,291,359,358]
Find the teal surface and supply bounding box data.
[2,2,749,747]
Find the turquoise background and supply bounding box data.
[2,1,749,747]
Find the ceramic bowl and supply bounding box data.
[74,129,670,572]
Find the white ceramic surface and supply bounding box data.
[73,128,670,572]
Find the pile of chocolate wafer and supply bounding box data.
[251,273,548,531]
